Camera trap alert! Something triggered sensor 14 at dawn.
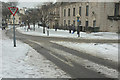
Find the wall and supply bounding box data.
[46,2,120,32]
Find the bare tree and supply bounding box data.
[7,0,19,6]
[2,2,11,17]
[39,4,49,34]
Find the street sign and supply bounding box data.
[8,6,18,47]
[8,7,18,16]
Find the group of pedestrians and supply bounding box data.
[23,21,82,37]
[68,24,82,37]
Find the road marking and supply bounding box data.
[28,40,74,67]
[29,40,41,45]
[49,52,74,67]
[29,40,118,78]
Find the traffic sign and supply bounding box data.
[8,7,18,47]
[8,7,18,16]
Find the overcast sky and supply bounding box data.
[17,2,43,8]
[1,0,56,8]
[1,0,119,8]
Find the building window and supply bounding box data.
[93,20,96,27]
[114,3,119,16]
[73,8,75,16]
[68,20,70,26]
[73,20,75,26]
[64,20,66,26]
[64,9,66,17]
[79,7,81,16]
[85,21,89,27]
[68,8,70,16]
[86,5,89,16]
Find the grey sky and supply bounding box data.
[17,0,56,8]
[1,0,56,8]
[17,2,43,8]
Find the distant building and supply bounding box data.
[41,2,120,32]
[19,7,27,15]
[8,13,21,25]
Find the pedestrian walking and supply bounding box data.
[72,25,76,34]
[66,24,68,30]
[27,23,30,31]
[69,24,72,33]
[24,23,26,30]
[77,25,82,37]
[55,23,58,31]
[2,23,6,30]
[33,22,35,31]
[77,25,80,37]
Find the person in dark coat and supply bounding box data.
[72,25,76,34]
[27,23,30,31]
[69,24,72,33]
[66,24,68,30]
[77,25,80,37]
[77,25,82,37]
[55,23,58,31]
[33,22,35,31]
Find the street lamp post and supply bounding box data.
[76,14,80,37]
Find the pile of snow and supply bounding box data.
[0,29,70,78]
[17,25,119,40]
[51,41,118,62]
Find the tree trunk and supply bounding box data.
[43,27,45,34]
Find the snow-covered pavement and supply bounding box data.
[0,29,70,78]
[17,25,119,40]
[51,41,118,63]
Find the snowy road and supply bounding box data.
[6,27,119,79]
[1,30,70,78]
[16,26,119,43]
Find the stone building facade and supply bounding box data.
[42,2,120,32]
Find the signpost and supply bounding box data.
[8,7,18,47]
